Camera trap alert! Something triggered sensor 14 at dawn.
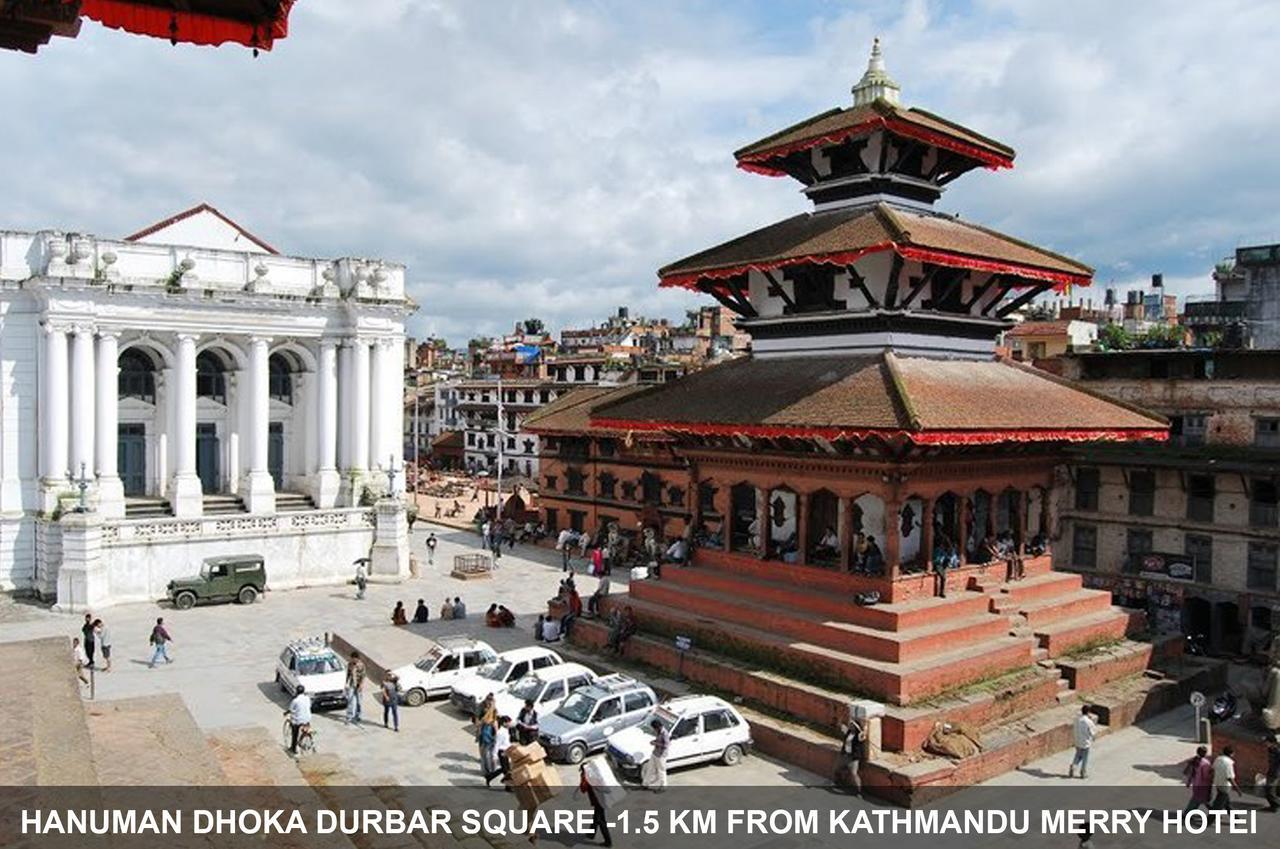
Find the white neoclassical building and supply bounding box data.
[0,204,415,608]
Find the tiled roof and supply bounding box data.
[522,384,659,436]
[589,353,1166,446]
[735,100,1014,172]
[1005,321,1074,337]
[658,202,1091,290]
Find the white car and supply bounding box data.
[493,662,598,720]
[275,636,348,710]
[605,695,752,781]
[449,645,563,716]
[391,636,498,707]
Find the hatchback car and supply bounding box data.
[275,636,348,710]
[538,674,657,764]
[606,695,752,780]
[449,646,563,716]
[391,636,498,707]
[493,662,597,720]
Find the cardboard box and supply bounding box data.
[528,764,562,790]
[510,760,545,787]
[508,742,546,768]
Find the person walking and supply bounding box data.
[148,617,173,667]
[483,716,514,787]
[579,763,613,847]
[475,697,498,780]
[425,533,438,567]
[839,717,866,796]
[93,618,111,673]
[345,651,366,725]
[1264,732,1280,812]
[1182,745,1213,814]
[481,520,492,551]
[642,718,669,792]
[81,613,96,667]
[558,529,574,572]
[517,699,539,745]
[286,685,312,756]
[73,637,91,686]
[1211,746,1242,810]
[354,563,368,600]
[382,673,402,732]
[1067,706,1097,779]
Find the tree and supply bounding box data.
[1139,323,1187,349]
[1097,323,1133,351]
[522,318,546,335]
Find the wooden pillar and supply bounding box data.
[885,498,902,579]
[757,486,771,560]
[838,497,852,572]
[921,496,935,568]
[796,491,809,567]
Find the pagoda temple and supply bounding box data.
[533,42,1202,800]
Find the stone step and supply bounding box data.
[276,493,316,512]
[632,579,1011,663]
[994,588,1115,627]
[992,571,1084,603]
[0,637,98,785]
[1034,610,1135,658]
[598,596,1036,705]
[84,693,227,784]
[662,563,993,631]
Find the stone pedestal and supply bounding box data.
[240,470,276,515]
[849,698,886,759]
[169,473,204,518]
[97,476,126,520]
[54,511,107,613]
[369,497,409,579]
[311,469,341,509]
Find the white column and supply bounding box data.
[336,341,352,471]
[95,332,125,518]
[169,333,202,517]
[69,326,96,480]
[40,323,69,490]
[369,339,388,474]
[312,340,340,508]
[389,332,406,492]
[241,336,276,514]
[351,339,370,471]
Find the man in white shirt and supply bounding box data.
[643,719,670,792]
[558,528,575,572]
[541,616,562,643]
[484,716,514,786]
[1211,746,1242,810]
[287,686,313,755]
[664,538,687,564]
[1068,706,1097,779]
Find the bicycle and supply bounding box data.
[282,716,317,755]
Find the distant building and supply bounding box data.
[1005,319,1097,361]
[1184,243,1280,348]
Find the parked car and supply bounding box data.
[606,695,752,780]
[391,636,498,707]
[449,646,563,716]
[492,662,598,719]
[275,636,348,710]
[538,674,657,764]
[168,555,266,609]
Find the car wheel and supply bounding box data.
[721,744,744,766]
[237,585,258,604]
[174,591,196,610]
[404,688,427,708]
[566,742,588,765]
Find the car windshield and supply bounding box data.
[297,654,342,676]
[478,660,512,682]
[414,648,445,671]
[199,563,210,580]
[508,675,544,701]
[555,692,597,724]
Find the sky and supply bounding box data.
[3,0,1279,344]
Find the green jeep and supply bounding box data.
[167,556,266,610]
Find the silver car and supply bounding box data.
[537,674,657,764]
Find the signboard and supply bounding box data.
[674,635,693,653]
[1131,552,1196,582]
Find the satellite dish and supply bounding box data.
[1190,691,1206,708]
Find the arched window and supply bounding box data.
[118,349,156,403]
[268,353,293,404]
[196,352,227,404]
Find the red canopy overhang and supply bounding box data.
[736,114,1015,177]
[80,0,294,51]
[658,241,1091,293]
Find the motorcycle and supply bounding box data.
[1208,689,1238,724]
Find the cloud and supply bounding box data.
[1,1,1276,343]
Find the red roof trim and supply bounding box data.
[591,417,1167,447]
[81,0,294,51]
[658,242,1090,293]
[123,202,280,255]
[735,114,1015,176]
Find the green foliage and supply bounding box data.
[1097,323,1133,351]
[522,318,546,335]
[1138,322,1186,349]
